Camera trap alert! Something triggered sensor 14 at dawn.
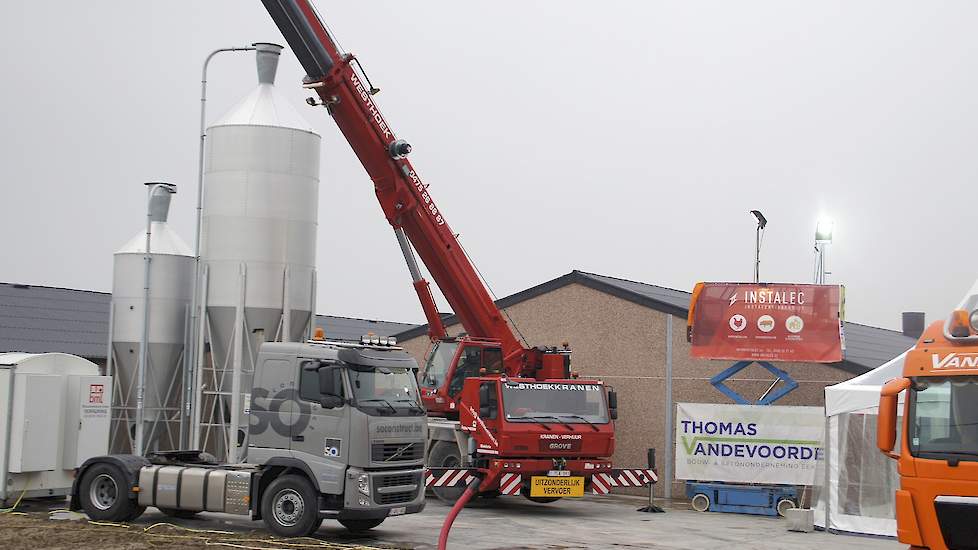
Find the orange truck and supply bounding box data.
[877,303,978,550]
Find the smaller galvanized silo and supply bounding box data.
[109,186,194,453]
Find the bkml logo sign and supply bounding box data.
[89,384,105,404]
[932,353,978,370]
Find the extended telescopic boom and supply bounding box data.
[260,0,527,369]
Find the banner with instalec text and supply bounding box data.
[675,403,824,485]
[687,282,845,363]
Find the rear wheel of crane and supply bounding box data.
[261,475,323,537]
[79,463,144,522]
[339,518,385,532]
[776,498,796,517]
[691,493,710,512]
[429,442,467,504]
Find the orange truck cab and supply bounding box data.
[877,302,978,550]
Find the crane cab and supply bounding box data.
[418,337,503,416]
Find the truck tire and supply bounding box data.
[338,518,385,532]
[428,442,466,504]
[78,463,145,522]
[261,474,323,537]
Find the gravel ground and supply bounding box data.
[0,500,397,550]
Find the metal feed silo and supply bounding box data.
[109,186,194,454]
[194,43,321,462]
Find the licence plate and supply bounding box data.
[389,506,406,516]
[530,476,584,498]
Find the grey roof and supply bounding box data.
[314,315,416,342]
[0,283,111,359]
[0,282,415,360]
[392,270,915,374]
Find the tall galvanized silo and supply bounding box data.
[194,43,321,461]
[109,186,194,454]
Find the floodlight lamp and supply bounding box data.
[815,219,834,242]
[750,210,767,229]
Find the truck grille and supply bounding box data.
[378,473,417,488]
[371,442,423,462]
[373,472,420,505]
[377,491,416,505]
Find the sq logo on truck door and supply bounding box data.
[324,438,342,458]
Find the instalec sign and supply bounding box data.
[674,403,824,485]
[687,282,845,363]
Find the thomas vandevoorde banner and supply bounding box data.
[675,403,824,485]
[688,282,844,362]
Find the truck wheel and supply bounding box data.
[261,474,322,537]
[428,442,466,504]
[79,463,144,522]
[338,518,384,532]
[158,507,198,519]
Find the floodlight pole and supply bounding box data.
[754,225,761,283]
[814,220,833,285]
[186,45,258,449]
[750,210,767,283]
[136,182,177,456]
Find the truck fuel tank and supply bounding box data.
[137,465,252,515]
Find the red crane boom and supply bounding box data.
[261,0,527,365]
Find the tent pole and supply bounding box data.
[824,415,831,531]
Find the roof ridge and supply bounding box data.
[843,319,907,335]
[575,270,689,294]
[0,282,111,296]
[315,313,416,326]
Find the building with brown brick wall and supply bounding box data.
[392,270,915,499]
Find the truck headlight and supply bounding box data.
[357,474,370,496]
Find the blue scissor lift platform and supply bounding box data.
[685,360,801,517]
[686,481,799,516]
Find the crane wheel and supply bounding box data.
[428,442,467,504]
[776,498,796,517]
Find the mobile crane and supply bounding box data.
[878,287,978,550]
[260,0,655,507]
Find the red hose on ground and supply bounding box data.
[437,477,482,550]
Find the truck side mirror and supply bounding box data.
[877,377,910,458]
[608,390,618,420]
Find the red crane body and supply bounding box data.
[261,1,635,504]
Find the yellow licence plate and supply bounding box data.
[529,476,585,498]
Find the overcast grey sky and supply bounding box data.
[2,1,976,331]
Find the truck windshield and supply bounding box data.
[349,365,424,416]
[502,382,609,424]
[420,341,459,390]
[909,376,978,460]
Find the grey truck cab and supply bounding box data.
[71,338,427,537]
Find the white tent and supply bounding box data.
[812,351,909,536]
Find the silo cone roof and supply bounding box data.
[116,222,193,256]
[210,83,317,134]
